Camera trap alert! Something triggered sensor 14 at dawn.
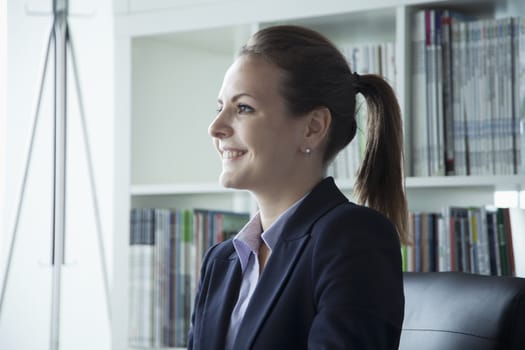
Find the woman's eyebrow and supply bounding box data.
[218,92,256,104]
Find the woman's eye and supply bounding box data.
[238,104,254,113]
[216,106,223,113]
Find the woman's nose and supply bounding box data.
[208,110,232,139]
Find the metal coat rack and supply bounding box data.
[0,1,110,349]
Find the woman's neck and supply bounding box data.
[255,175,323,231]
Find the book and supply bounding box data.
[502,208,516,276]
[420,213,430,271]
[404,212,416,272]
[129,208,156,347]
[508,207,525,276]
[513,17,525,174]
[412,10,430,176]
[414,212,422,272]
[437,212,450,272]
[485,207,502,275]
[451,19,469,175]
[497,18,514,175]
[441,10,455,174]
[496,208,511,275]
[427,9,446,176]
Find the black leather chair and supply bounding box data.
[400,272,525,350]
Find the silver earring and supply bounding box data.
[305,148,312,155]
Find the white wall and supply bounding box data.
[131,37,232,185]
[0,0,6,257]
[0,0,114,349]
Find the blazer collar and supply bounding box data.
[283,176,348,241]
[232,177,348,349]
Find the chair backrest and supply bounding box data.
[400,272,525,350]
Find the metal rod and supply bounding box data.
[0,20,55,317]
[50,0,68,348]
[67,32,111,322]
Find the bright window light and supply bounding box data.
[520,191,525,209]
[494,191,519,208]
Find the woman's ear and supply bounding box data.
[304,107,331,150]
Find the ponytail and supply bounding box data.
[353,74,408,244]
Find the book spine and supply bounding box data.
[426,10,438,176]
[497,208,510,275]
[509,208,525,276]
[168,210,177,346]
[421,213,430,272]
[503,18,514,174]
[452,20,468,175]
[441,11,455,174]
[513,17,525,174]
[435,10,446,176]
[174,210,184,347]
[477,206,491,275]
[412,10,430,176]
[406,212,415,272]
[503,208,516,275]
[468,208,479,274]
[437,211,448,271]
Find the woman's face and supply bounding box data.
[209,55,308,194]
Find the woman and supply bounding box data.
[188,25,408,350]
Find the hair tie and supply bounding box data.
[351,71,361,93]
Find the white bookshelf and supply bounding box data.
[406,175,525,189]
[113,1,525,349]
[130,175,525,197]
[130,183,237,196]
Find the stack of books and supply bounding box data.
[411,10,525,176]
[128,208,249,348]
[403,206,524,276]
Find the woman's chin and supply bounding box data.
[219,173,246,190]
[219,174,238,189]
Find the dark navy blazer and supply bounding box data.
[188,177,404,349]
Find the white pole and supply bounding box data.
[50,0,68,349]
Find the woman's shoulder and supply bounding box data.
[324,201,393,227]
[312,201,399,247]
[202,238,236,264]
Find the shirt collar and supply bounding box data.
[232,194,307,272]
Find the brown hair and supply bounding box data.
[240,25,408,243]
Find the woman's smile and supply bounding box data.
[221,149,247,161]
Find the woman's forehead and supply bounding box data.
[219,56,284,101]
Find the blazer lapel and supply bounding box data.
[232,177,347,349]
[199,250,242,350]
[232,233,310,349]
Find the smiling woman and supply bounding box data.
[189,24,408,350]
